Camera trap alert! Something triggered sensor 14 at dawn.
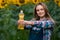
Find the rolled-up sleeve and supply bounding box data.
[34,20,54,28]
[24,25,32,30]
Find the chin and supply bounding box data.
[39,15,45,17]
[39,15,43,17]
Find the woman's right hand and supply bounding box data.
[18,20,24,25]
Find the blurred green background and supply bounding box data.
[0,0,60,40]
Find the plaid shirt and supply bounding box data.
[24,19,54,40]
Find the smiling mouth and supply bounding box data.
[39,13,43,15]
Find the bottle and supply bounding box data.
[18,10,24,30]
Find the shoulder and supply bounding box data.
[46,19,55,25]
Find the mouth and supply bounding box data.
[39,13,43,15]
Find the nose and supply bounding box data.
[39,10,41,13]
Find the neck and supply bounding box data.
[40,17,46,21]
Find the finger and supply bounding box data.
[18,20,21,24]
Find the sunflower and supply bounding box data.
[0,0,6,8]
[12,0,17,4]
[24,0,29,4]
[0,5,5,8]
[6,0,12,4]
[32,0,39,4]
[54,0,60,6]
[16,0,22,6]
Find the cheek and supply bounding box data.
[41,10,45,13]
[37,12,45,17]
[37,11,45,15]
[42,11,45,15]
[42,13,45,16]
[41,10,45,15]
[37,11,39,14]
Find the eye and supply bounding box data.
[36,9,39,11]
[40,9,44,10]
[36,9,44,11]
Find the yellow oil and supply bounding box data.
[18,10,24,30]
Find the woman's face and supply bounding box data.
[36,5,45,18]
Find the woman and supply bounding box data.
[18,2,55,40]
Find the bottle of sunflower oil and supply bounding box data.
[18,10,24,30]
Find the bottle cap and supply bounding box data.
[20,10,23,14]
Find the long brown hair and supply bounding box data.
[33,2,55,23]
